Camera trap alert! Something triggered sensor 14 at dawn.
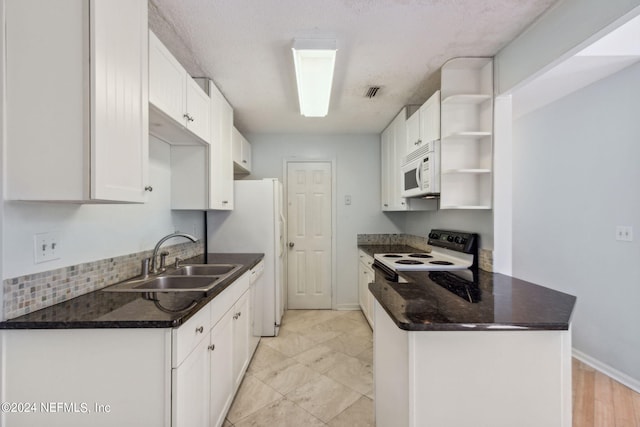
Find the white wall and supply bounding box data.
[512,62,640,384]
[246,133,404,309]
[2,136,205,279]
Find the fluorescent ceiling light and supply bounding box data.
[292,39,337,117]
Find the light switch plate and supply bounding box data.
[615,226,633,242]
[34,231,61,263]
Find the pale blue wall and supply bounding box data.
[247,133,404,308]
[512,62,640,383]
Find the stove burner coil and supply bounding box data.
[429,260,454,265]
[408,253,433,259]
[383,254,403,258]
[396,259,425,265]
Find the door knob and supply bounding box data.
[288,242,294,248]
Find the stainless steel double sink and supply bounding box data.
[104,264,242,293]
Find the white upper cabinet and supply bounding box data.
[185,78,212,143]
[171,80,234,210]
[149,31,210,145]
[405,112,421,155]
[420,91,441,145]
[381,108,437,212]
[381,110,407,211]
[148,30,186,126]
[5,0,149,203]
[440,58,493,209]
[406,90,441,155]
[232,128,252,174]
[208,83,235,210]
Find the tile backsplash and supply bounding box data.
[357,233,493,272]
[3,241,204,320]
[357,233,431,252]
[357,233,406,246]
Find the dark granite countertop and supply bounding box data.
[358,244,426,257]
[0,253,263,329]
[369,268,576,332]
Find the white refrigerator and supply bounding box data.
[207,179,286,336]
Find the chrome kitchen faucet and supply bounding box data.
[150,232,198,274]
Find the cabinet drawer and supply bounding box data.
[359,250,374,268]
[172,303,211,368]
[211,271,251,327]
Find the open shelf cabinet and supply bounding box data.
[440,57,493,209]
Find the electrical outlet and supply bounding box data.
[345,195,352,205]
[616,226,633,242]
[34,231,61,263]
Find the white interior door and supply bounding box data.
[286,162,332,309]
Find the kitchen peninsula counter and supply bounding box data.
[371,266,576,427]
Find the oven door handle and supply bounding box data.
[372,262,397,282]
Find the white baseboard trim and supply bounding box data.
[572,348,640,393]
[334,303,360,311]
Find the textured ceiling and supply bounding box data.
[149,0,558,134]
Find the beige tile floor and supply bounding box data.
[225,309,374,427]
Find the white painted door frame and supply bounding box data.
[283,158,337,310]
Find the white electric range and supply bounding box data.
[373,230,478,280]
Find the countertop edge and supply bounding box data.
[369,272,575,332]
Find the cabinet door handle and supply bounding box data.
[208,344,215,351]
[144,186,153,192]
[222,200,229,204]
[233,314,238,320]
[195,326,204,334]
[183,113,194,122]
[242,160,247,164]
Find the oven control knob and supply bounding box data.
[455,236,466,244]
[446,235,454,242]
[429,232,438,239]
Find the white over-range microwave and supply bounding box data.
[401,142,440,198]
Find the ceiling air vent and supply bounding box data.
[365,86,381,98]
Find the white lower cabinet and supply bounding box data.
[232,291,251,387]
[0,270,258,427]
[173,272,254,427]
[373,301,572,427]
[209,313,234,427]
[0,329,171,427]
[358,250,374,328]
[173,337,212,427]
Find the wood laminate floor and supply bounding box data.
[225,310,639,426]
[573,358,640,427]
